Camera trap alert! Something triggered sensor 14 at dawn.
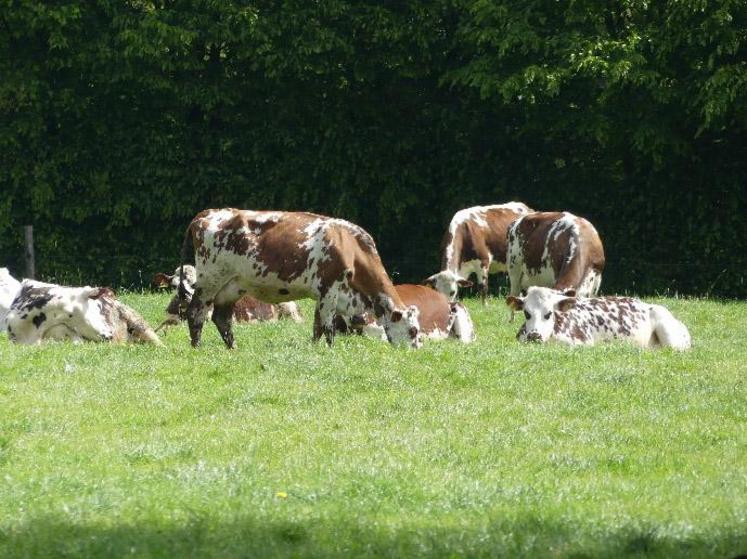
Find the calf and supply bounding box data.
[506,287,691,350]
[6,280,163,346]
[153,265,302,331]
[0,267,21,332]
[180,209,421,348]
[425,202,533,303]
[337,284,475,343]
[506,211,605,297]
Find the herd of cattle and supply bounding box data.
[0,202,691,351]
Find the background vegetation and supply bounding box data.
[2,1,746,295]
[1,294,746,558]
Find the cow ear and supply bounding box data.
[153,273,171,288]
[556,297,577,312]
[506,296,524,311]
[423,276,437,288]
[88,287,116,299]
[390,310,403,323]
[457,279,473,288]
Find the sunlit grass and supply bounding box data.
[0,293,745,558]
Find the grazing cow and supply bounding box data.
[153,265,302,331]
[425,202,533,304]
[506,287,691,350]
[506,211,605,298]
[337,284,475,343]
[180,209,421,348]
[6,280,163,346]
[0,268,21,332]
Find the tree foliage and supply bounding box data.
[1,0,745,295]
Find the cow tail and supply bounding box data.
[178,223,194,317]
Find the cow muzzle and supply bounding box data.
[525,332,543,343]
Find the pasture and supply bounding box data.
[0,292,745,558]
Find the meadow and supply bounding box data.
[0,292,745,558]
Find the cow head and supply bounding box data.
[77,286,118,341]
[506,286,577,343]
[381,305,421,348]
[423,271,473,301]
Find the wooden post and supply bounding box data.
[24,225,35,279]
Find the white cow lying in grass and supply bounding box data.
[6,280,163,346]
[0,267,22,332]
[506,286,691,350]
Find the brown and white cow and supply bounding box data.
[153,265,302,331]
[180,209,421,348]
[6,280,163,346]
[336,284,475,343]
[506,211,605,298]
[506,287,691,350]
[425,202,533,304]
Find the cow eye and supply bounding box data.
[524,310,531,319]
[544,312,552,320]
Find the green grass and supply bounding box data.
[1,292,745,558]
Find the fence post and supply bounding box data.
[24,225,35,279]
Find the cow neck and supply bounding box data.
[441,225,464,272]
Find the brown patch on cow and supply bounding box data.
[578,218,605,273]
[232,296,277,321]
[394,284,450,335]
[441,206,530,271]
[516,212,564,273]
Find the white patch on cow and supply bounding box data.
[578,268,602,297]
[0,268,22,332]
[449,303,475,343]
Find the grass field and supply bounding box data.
[1,292,745,558]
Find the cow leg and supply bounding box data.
[186,292,210,348]
[212,303,236,349]
[478,264,490,305]
[312,305,324,342]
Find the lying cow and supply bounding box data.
[6,280,163,346]
[336,284,475,343]
[0,267,21,332]
[180,209,421,348]
[506,211,605,297]
[425,202,533,303]
[506,287,691,350]
[153,265,302,331]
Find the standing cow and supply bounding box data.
[425,202,533,304]
[506,286,691,350]
[6,280,162,346]
[506,211,605,298]
[336,284,475,344]
[180,209,421,348]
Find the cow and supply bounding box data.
[336,284,475,344]
[425,202,533,304]
[5,280,163,346]
[0,267,21,332]
[179,209,421,348]
[506,286,691,350]
[153,265,302,331]
[506,211,605,299]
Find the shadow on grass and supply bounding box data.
[1,514,745,558]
